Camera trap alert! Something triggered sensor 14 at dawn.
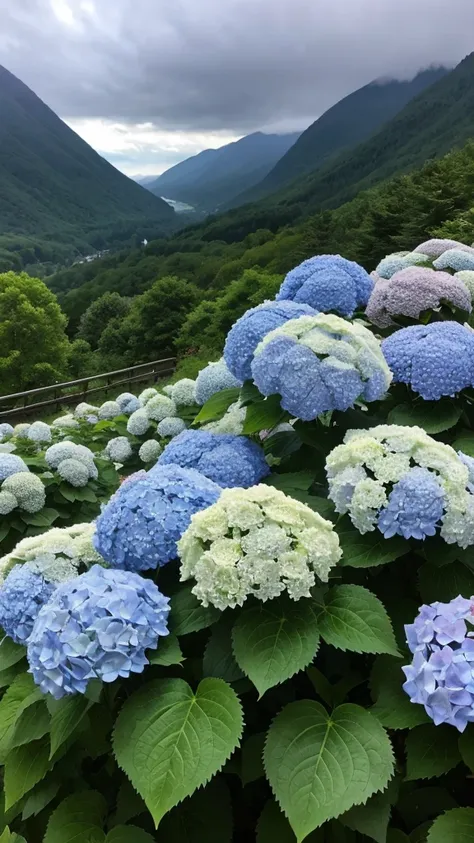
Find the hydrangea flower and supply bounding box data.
[402,597,474,732]
[0,491,17,515]
[104,437,133,463]
[27,421,52,444]
[57,459,90,487]
[178,485,341,610]
[45,443,97,479]
[116,393,142,415]
[204,401,247,435]
[414,239,474,259]
[382,322,474,399]
[98,401,121,421]
[127,408,151,436]
[74,403,99,419]
[0,454,28,481]
[157,430,270,488]
[2,473,46,513]
[224,300,317,382]
[0,424,13,442]
[94,464,221,571]
[12,424,30,439]
[145,394,177,422]
[138,440,162,464]
[162,384,175,397]
[27,565,170,699]
[365,267,471,328]
[434,249,474,273]
[276,254,373,317]
[138,387,158,405]
[375,252,429,279]
[0,522,103,584]
[326,424,474,546]
[251,313,391,421]
[0,566,55,644]
[156,417,187,438]
[194,360,241,406]
[52,414,79,431]
[171,378,196,406]
[455,271,474,299]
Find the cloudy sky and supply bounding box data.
[1,0,473,176]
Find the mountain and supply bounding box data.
[134,175,160,186]
[230,67,449,207]
[0,65,174,270]
[146,131,301,210]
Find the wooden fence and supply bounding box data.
[0,357,176,421]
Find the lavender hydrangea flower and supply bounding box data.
[157,429,270,488]
[375,252,429,279]
[414,239,474,259]
[94,464,221,571]
[27,565,170,699]
[434,249,474,273]
[366,267,471,328]
[403,596,474,732]
[377,467,445,540]
[223,300,316,382]
[251,313,391,421]
[0,424,13,442]
[0,454,28,481]
[0,565,55,644]
[276,254,373,317]
[382,322,474,400]
[194,359,241,406]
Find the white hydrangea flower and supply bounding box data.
[204,401,247,435]
[139,439,162,463]
[0,522,102,584]
[455,271,474,300]
[52,414,80,430]
[171,379,196,406]
[57,459,90,487]
[27,421,52,444]
[0,424,13,442]
[156,417,187,438]
[45,442,96,473]
[146,394,177,422]
[2,472,46,513]
[13,424,30,439]
[98,400,121,420]
[162,384,175,397]
[104,436,133,463]
[138,387,158,404]
[0,491,17,515]
[74,402,99,419]
[178,484,341,610]
[127,409,150,436]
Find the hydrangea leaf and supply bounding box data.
[169,586,221,636]
[43,791,106,843]
[388,401,462,434]
[341,783,396,843]
[232,600,320,697]
[0,673,42,761]
[452,434,474,458]
[427,808,474,843]
[9,700,50,749]
[263,471,314,494]
[459,726,474,773]
[113,678,243,828]
[314,585,400,656]
[0,638,25,672]
[370,656,430,730]
[242,395,286,435]
[0,828,26,843]
[264,701,394,842]
[194,388,241,423]
[203,617,244,683]
[21,777,61,820]
[158,777,233,843]
[4,736,50,810]
[418,561,474,604]
[337,522,408,568]
[105,827,156,843]
[47,695,90,759]
[148,634,183,667]
[405,724,462,780]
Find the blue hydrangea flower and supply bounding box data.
[116,393,142,415]
[375,252,429,279]
[0,424,13,442]
[27,565,170,699]
[223,300,317,382]
[194,360,241,406]
[94,464,221,571]
[377,467,445,540]
[276,254,373,316]
[0,454,28,481]
[251,314,391,421]
[403,596,474,732]
[157,429,270,488]
[382,322,474,400]
[434,249,474,273]
[0,565,55,644]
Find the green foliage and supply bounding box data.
[427,808,474,842]
[405,724,462,780]
[77,292,131,349]
[314,585,400,656]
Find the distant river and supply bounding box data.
[161,196,195,213]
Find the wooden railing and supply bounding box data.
[0,357,176,420]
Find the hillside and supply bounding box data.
[230,67,448,207]
[147,131,300,210]
[0,65,174,271]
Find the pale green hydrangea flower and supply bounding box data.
[171,378,196,406]
[0,522,102,584]
[455,270,474,300]
[146,394,177,422]
[138,387,158,404]
[138,439,162,464]
[178,484,341,610]
[1,472,46,513]
[203,401,246,435]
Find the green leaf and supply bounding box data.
[43,791,106,843]
[48,694,90,759]
[21,777,61,820]
[194,388,241,424]
[9,700,50,748]
[263,471,314,493]
[158,777,233,843]
[453,434,474,458]
[406,724,462,780]
[242,395,286,435]
[397,787,457,829]
[0,829,26,843]
[370,656,430,730]
[21,508,59,527]
[337,523,408,568]
[241,733,265,786]
[239,380,262,406]
[4,737,50,809]
[418,561,474,604]
[264,701,394,842]
[169,586,221,636]
[58,483,76,503]
[0,638,25,672]
[341,784,395,843]
[232,599,320,697]
[0,673,41,760]
[203,616,244,683]
[459,726,474,772]
[113,678,243,828]
[257,800,297,843]
[427,808,474,842]
[148,634,184,667]
[388,401,462,434]
[114,779,146,825]
[314,585,400,656]
[105,827,156,843]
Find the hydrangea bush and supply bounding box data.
[3,246,474,841]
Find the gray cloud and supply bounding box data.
[0,0,473,134]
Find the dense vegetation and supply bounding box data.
[0,65,175,274]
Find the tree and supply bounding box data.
[67,339,97,379]
[0,271,70,394]
[77,292,131,349]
